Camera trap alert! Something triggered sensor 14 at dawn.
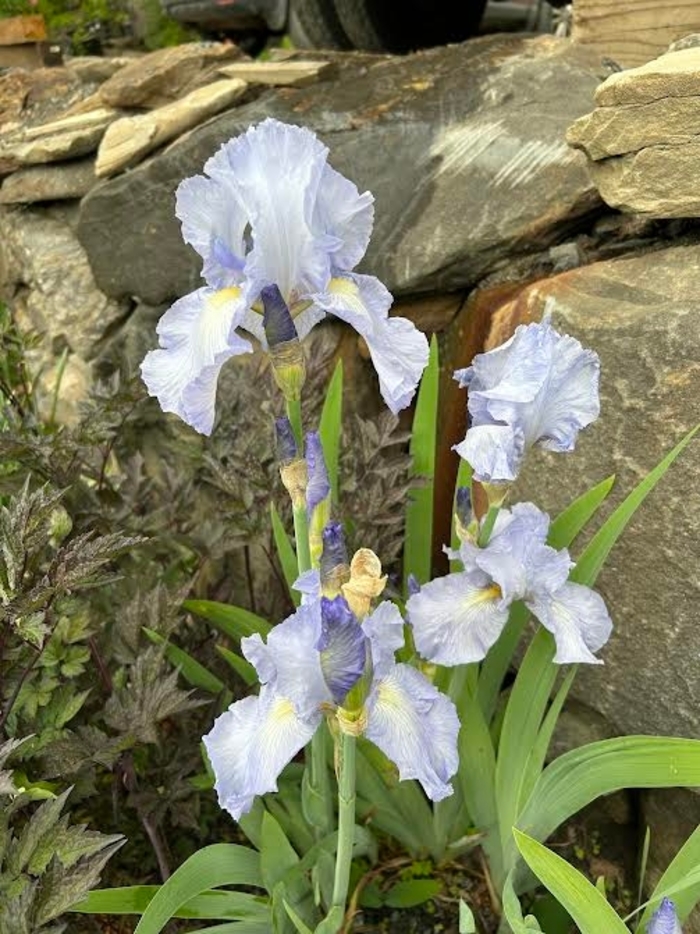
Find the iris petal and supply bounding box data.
[140,286,252,435]
[203,685,320,821]
[527,581,613,665]
[647,899,682,934]
[205,119,331,299]
[242,600,330,718]
[362,601,405,679]
[454,315,600,482]
[365,663,459,802]
[313,274,429,414]
[407,569,510,665]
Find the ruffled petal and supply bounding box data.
[203,685,320,821]
[313,274,429,414]
[647,899,682,934]
[365,663,459,802]
[176,174,248,289]
[205,119,331,300]
[313,164,374,273]
[362,601,406,679]
[140,286,253,435]
[242,600,331,717]
[293,568,321,604]
[453,423,525,484]
[527,581,613,665]
[407,570,510,665]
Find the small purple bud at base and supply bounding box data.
[262,284,297,347]
[321,521,350,595]
[275,416,298,464]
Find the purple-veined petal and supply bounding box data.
[242,599,330,717]
[453,423,525,484]
[205,119,331,301]
[317,596,367,705]
[647,899,682,934]
[527,581,613,665]
[176,174,248,289]
[365,663,459,802]
[362,600,406,679]
[313,164,375,273]
[203,685,320,821]
[312,274,429,414]
[140,286,253,435]
[407,569,510,666]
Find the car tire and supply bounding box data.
[288,0,353,50]
[333,0,488,52]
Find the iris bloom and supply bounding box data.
[454,313,600,483]
[203,594,459,820]
[406,502,612,665]
[648,899,682,934]
[141,118,429,434]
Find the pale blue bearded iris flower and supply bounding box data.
[141,118,429,434]
[453,313,600,483]
[406,502,612,666]
[203,594,459,820]
[648,899,682,934]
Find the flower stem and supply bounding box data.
[292,504,312,574]
[331,731,357,912]
[478,505,500,547]
[286,396,303,449]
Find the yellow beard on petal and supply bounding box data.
[464,583,502,611]
[207,286,243,311]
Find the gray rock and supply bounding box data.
[77,34,606,306]
[488,242,700,741]
[0,158,96,203]
[0,204,130,360]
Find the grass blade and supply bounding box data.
[404,335,439,593]
[270,503,301,606]
[143,628,225,695]
[318,359,343,504]
[513,830,629,934]
[184,600,271,640]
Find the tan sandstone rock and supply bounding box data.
[567,45,700,217]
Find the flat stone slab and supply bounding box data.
[0,108,118,175]
[96,78,248,178]
[218,59,335,86]
[77,34,606,305]
[0,157,97,203]
[97,42,245,109]
[595,46,700,105]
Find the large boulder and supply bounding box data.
[77,34,607,306]
[486,241,700,742]
[0,204,130,360]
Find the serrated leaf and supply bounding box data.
[35,839,125,925]
[12,788,71,875]
[143,627,225,695]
